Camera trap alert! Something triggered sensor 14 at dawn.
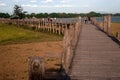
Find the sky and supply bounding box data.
[0,0,120,14]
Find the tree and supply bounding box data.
[13,5,26,19]
[30,13,36,18]
[87,11,102,17]
[0,13,10,18]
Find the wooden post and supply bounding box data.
[42,21,44,30]
[28,57,45,80]
[116,32,120,40]
[107,15,111,35]
[61,24,64,35]
[58,23,61,35]
[74,22,78,44]
[53,23,55,33]
[78,16,81,23]
[50,22,52,33]
[38,21,41,30]
[61,19,81,73]
[103,16,107,33]
[40,21,42,30]
[62,29,68,71]
[43,21,45,31]
[47,22,49,32]
[62,29,71,73]
[118,32,120,40]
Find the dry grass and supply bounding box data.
[97,22,120,37]
[111,22,120,36]
[0,41,63,80]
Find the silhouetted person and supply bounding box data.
[88,16,91,23]
[84,16,88,24]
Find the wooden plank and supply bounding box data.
[70,23,120,80]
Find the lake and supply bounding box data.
[24,16,120,23]
[56,16,120,23]
[96,16,120,22]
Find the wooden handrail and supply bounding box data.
[61,16,82,74]
[91,15,111,35]
[0,18,76,35]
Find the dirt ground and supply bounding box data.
[0,41,63,80]
[111,23,120,35]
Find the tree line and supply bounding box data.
[0,5,120,19]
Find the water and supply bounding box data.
[24,16,120,23]
[111,16,120,22]
[96,16,120,22]
[57,16,120,23]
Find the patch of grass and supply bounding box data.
[0,23,63,45]
[111,22,120,36]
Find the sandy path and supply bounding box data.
[0,41,63,80]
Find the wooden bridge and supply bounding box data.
[69,23,120,80]
[0,16,120,80]
[62,16,120,80]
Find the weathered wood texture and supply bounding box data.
[116,32,120,41]
[28,57,45,80]
[70,24,120,80]
[91,15,111,35]
[62,16,82,74]
[91,15,120,41]
[0,18,76,35]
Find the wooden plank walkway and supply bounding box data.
[70,24,120,80]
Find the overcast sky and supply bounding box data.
[0,0,120,14]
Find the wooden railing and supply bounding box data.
[0,18,77,35]
[61,16,82,75]
[91,15,120,43]
[0,17,82,80]
[91,15,111,35]
[116,32,120,41]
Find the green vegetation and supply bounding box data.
[0,23,63,45]
[0,13,10,18]
[11,5,27,19]
[1,11,120,18]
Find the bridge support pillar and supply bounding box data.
[28,57,45,80]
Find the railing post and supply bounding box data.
[53,22,55,33]
[107,15,111,35]
[91,17,97,25]
[62,29,70,73]
[116,32,120,40]
[103,16,107,33]
[103,15,111,35]
[58,23,61,35]
[61,17,81,74]
[28,57,45,80]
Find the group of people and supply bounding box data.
[43,16,91,23]
[84,16,91,24]
[47,17,56,22]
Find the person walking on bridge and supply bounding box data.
[84,16,88,24]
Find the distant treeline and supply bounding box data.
[0,11,120,18]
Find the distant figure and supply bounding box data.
[54,18,56,20]
[48,17,50,22]
[48,17,53,22]
[50,18,53,22]
[84,16,88,24]
[88,16,91,23]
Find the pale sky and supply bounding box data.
[0,0,120,14]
